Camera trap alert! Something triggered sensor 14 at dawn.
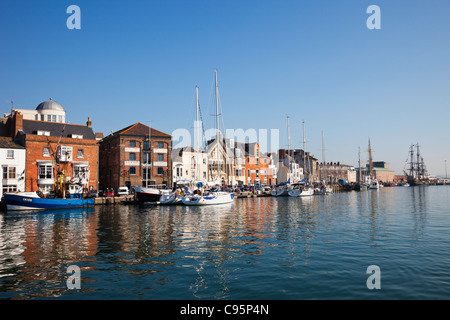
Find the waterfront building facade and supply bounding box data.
[99,122,172,192]
[172,146,208,186]
[0,137,26,197]
[318,162,356,184]
[244,142,272,186]
[356,161,395,184]
[2,108,99,195]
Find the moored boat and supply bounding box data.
[159,190,183,205]
[2,191,94,211]
[182,191,234,206]
[135,185,170,202]
[271,183,290,197]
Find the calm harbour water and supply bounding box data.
[1,186,450,300]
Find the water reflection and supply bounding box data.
[0,187,448,299]
[0,208,97,299]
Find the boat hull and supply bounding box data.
[271,189,290,197]
[160,193,182,205]
[182,193,235,206]
[299,188,314,197]
[134,186,169,202]
[3,192,94,211]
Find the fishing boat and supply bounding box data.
[3,126,95,211]
[2,191,94,211]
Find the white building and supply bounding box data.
[277,155,304,184]
[0,137,26,198]
[172,147,208,186]
[5,98,66,123]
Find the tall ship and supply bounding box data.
[404,143,430,186]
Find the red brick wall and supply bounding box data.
[25,135,99,192]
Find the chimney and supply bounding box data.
[13,111,23,138]
[87,117,92,127]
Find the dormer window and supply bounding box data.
[71,134,83,139]
[37,130,50,136]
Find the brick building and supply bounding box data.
[243,142,273,186]
[3,110,99,195]
[99,122,172,192]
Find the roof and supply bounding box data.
[36,98,65,112]
[111,122,171,138]
[0,136,25,149]
[22,120,96,140]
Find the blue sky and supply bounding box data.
[1,0,449,175]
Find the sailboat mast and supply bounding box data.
[322,131,326,182]
[358,147,361,183]
[148,120,151,188]
[368,139,373,179]
[302,120,308,181]
[215,69,220,181]
[195,86,200,181]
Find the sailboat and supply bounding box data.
[404,143,430,186]
[366,139,380,190]
[290,121,314,197]
[134,121,171,202]
[314,131,332,195]
[272,116,292,197]
[182,70,234,206]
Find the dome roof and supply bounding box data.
[36,98,65,112]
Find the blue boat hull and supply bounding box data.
[3,193,95,211]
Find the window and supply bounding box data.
[2,185,17,194]
[59,146,73,161]
[77,149,84,158]
[43,147,50,157]
[8,167,16,179]
[158,142,164,148]
[129,153,136,161]
[158,168,163,175]
[256,170,259,177]
[47,115,52,122]
[72,134,83,139]
[248,170,250,177]
[37,130,50,136]
[7,150,14,159]
[129,141,136,147]
[40,114,45,121]
[143,140,149,150]
[52,115,56,122]
[129,167,136,175]
[39,164,53,179]
[158,154,164,161]
[58,115,63,123]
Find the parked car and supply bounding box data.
[117,186,129,196]
[89,190,99,198]
[104,188,114,197]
